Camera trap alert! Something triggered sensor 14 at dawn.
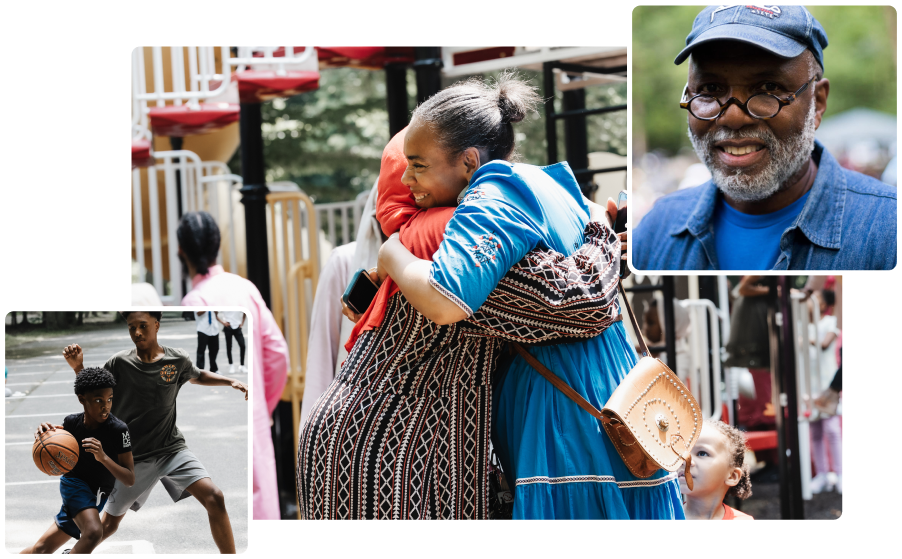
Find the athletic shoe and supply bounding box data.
[810,473,829,494]
[240,365,248,374]
[836,474,842,495]
[230,363,237,374]
[62,550,71,554]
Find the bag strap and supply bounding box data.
[510,280,648,418]
[511,342,605,420]
[617,280,650,357]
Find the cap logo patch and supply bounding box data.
[746,5,781,19]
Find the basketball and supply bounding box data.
[32,429,79,476]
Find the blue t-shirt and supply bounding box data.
[713,190,810,270]
[428,161,589,315]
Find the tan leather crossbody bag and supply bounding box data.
[512,281,700,489]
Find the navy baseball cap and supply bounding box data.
[674,5,828,70]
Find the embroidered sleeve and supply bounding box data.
[429,195,540,317]
[464,221,622,344]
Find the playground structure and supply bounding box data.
[131,47,833,519]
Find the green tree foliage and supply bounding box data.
[633,5,897,156]
[229,68,397,203]
[231,64,628,204]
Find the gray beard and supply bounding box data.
[688,102,817,202]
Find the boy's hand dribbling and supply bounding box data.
[63,344,85,373]
[81,437,108,462]
[34,423,65,439]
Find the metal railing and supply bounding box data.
[679,299,724,422]
[229,46,316,73]
[313,191,370,248]
[131,150,241,303]
[133,47,231,111]
[265,191,320,476]
[790,290,829,501]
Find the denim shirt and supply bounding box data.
[633,141,897,270]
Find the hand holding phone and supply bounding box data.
[613,191,630,278]
[614,190,628,234]
[342,268,380,316]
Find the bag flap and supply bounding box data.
[603,356,701,472]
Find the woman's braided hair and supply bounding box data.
[411,70,541,163]
[707,420,753,499]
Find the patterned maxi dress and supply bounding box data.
[298,222,622,519]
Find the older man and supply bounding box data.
[633,5,896,270]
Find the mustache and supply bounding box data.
[698,126,777,149]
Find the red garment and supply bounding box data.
[722,503,754,520]
[345,129,455,351]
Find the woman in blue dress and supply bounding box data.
[378,73,684,519]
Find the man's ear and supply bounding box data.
[813,78,830,129]
[725,466,743,488]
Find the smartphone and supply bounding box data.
[614,190,628,233]
[614,190,629,278]
[342,268,379,315]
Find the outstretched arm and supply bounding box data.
[63,344,85,374]
[189,370,248,400]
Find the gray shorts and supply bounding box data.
[103,449,210,516]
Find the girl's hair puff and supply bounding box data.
[706,420,753,499]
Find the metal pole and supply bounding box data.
[662,276,677,373]
[413,47,442,104]
[543,62,558,164]
[562,85,595,198]
[169,136,188,297]
[238,101,272,307]
[766,277,791,519]
[385,63,409,137]
[778,276,805,519]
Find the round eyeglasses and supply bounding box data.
[679,76,817,121]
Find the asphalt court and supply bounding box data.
[5,318,249,554]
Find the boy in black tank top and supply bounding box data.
[23,368,135,554]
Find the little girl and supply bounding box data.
[680,420,754,520]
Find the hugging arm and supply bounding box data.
[465,220,623,344]
[379,199,623,329]
[378,240,467,325]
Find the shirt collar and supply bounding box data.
[670,140,845,249]
[190,264,225,290]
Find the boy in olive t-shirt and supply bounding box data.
[63,311,247,554]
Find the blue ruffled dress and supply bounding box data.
[428,160,684,520]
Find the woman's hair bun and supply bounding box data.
[495,71,541,124]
